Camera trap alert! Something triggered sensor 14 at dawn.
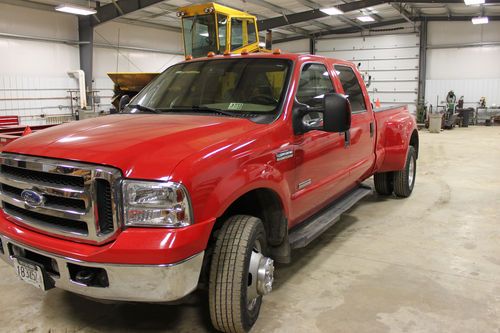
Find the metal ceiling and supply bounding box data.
[6,0,500,41]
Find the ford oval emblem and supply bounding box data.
[21,189,45,208]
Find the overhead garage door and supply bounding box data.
[316,33,420,114]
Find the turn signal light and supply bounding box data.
[223,50,231,56]
[185,55,193,60]
[207,52,215,57]
[241,49,249,55]
[273,48,282,55]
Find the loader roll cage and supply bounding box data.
[178,2,264,58]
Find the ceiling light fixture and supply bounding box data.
[55,3,97,16]
[464,0,485,5]
[320,7,344,15]
[471,16,489,24]
[357,16,375,22]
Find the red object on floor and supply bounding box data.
[22,126,32,136]
[375,98,381,108]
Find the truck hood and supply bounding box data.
[4,114,262,179]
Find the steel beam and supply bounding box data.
[309,37,316,54]
[414,15,500,21]
[78,17,94,106]
[258,0,385,31]
[91,0,174,26]
[417,19,427,107]
[274,18,407,43]
[390,3,413,23]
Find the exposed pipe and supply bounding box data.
[67,70,87,109]
[0,97,70,101]
[0,32,183,55]
[93,43,183,55]
[0,106,71,112]
[0,32,86,45]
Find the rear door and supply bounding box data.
[333,64,375,182]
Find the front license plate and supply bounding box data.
[13,258,46,291]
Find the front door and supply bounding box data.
[290,63,353,225]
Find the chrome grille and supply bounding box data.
[0,153,122,244]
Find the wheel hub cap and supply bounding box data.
[257,257,274,296]
[247,246,274,310]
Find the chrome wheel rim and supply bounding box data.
[408,156,415,187]
[247,239,274,311]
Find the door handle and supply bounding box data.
[370,122,374,138]
[344,130,350,148]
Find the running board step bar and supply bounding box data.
[289,185,372,249]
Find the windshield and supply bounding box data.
[182,14,217,58]
[128,58,291,123]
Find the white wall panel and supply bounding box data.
[0,3,77,39]
[0,4,184,124]
[94,22,183,52]
[93,22,184,111]
[273,39,310,53]
[426,79,500,107]
[425,21,500,108]
[427,46,500,80]
[428,21,500,45]
[0,3,79,125]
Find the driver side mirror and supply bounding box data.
[119,95,130,112]
[323,93,351,133]
[293,93,351,135]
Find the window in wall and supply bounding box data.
[334,65,367,112]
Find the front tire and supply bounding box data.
[393,146,417,197]
[209,215,273,333]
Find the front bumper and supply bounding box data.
[0,234,204,302]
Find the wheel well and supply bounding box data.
[410,130,419,159]
[199,189,289,285]
[216,188,287,247]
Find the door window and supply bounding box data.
[334,65,367,112]
[231,18,257,50]
[217,14,228,53]
[296,63,335,108]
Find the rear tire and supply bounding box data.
[393,146,416,198]
[209,215,269,333]
[374,172,394,195]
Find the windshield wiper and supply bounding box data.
[127,104,161,114]
[164,105,241,118]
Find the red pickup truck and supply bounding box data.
[0,52,418,333]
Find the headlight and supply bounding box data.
[122,180,192,228]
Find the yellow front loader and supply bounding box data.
[108,2,270,110]
[178,2,268,58]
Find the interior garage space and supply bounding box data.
[0,0,499,332]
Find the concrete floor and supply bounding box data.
[1,126,500,333]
